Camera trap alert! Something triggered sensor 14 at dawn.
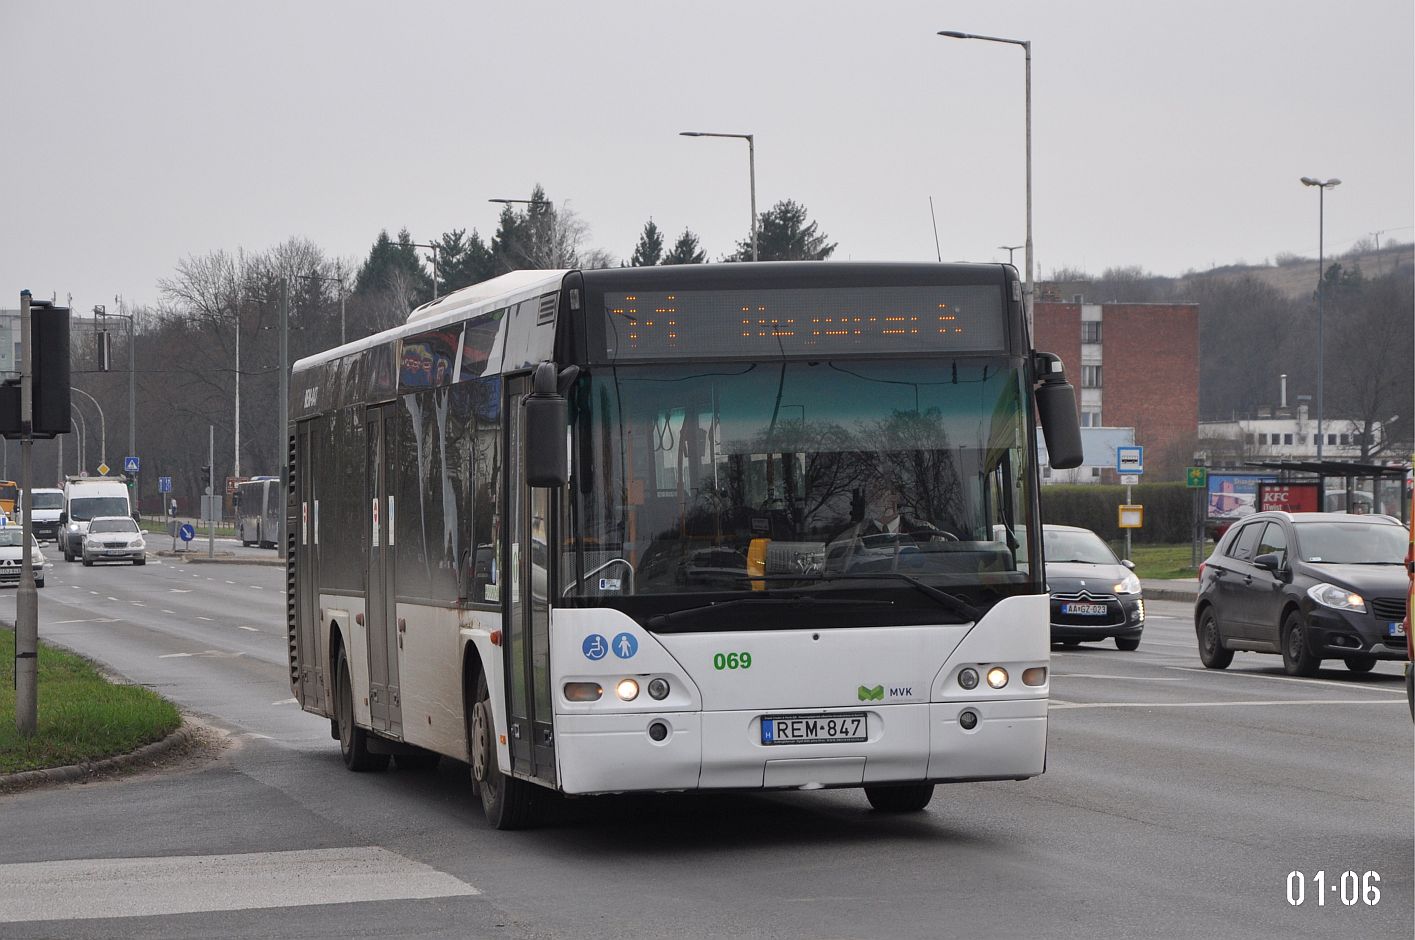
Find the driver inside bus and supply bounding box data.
[830,485,951,546]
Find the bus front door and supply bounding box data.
[506,376,557,786]
[366,402,402,738]
[294,421,324,711]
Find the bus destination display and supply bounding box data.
[602,285,1008,360]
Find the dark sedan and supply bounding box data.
[1044,525,1145,650]
[1195,511,1409,676]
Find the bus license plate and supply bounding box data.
[1389,621,1406,639]
[1061,602,1108,616]
[760,713,867,746]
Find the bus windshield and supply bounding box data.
[569,356,1035,625]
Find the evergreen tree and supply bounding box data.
[435,228,497,293]
[630,220,665,266]
[354,227,432,301]
[728,199,837,262]
[662,227,707,265]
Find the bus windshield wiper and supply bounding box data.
[646,595,893,631]
[748,573,981,622]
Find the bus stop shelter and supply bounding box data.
[1243,459,1412,524]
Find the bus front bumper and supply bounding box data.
[554,699,1048,796]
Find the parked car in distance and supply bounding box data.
[0,528,47,588]
[27,487,65,542]
[1195,511,1408,676]
[81,516,147,566]
[1043,524,1145,650]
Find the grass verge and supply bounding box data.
[1109,541,1205,580]
[0,627,180,774]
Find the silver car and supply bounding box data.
[82,516,147,566]
[0,528,47,588]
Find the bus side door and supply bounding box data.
[506,375,557,786]
[366,402,402,737]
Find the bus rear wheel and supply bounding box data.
[864,783,935,812]
[336,650,389,772]
[469,672,537,830]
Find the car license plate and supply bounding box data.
[760,712,867,746]
[1061,602,1108,616]
[1389,621,1406,638]
[106,549,127,555]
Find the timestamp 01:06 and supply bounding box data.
[1286,871,1380,907]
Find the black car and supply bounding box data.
[1043,524,1145,650]
[1195,511,1409,675]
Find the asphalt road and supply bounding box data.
[0,558,1410,939]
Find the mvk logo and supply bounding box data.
[857,685,884,702]
[889,686,913,698]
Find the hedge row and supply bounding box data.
[1039,482,1194,543]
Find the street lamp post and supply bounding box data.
[296,266,347,346]
[407,242,442,300]
[938,31,1033,337]
[1300,176,1340,460]
[680,132,757,261]
[998,244,1023,266]
[69,386,106,470]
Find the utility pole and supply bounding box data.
[15,292,39,735]
[208,424,215,558]
[278,278,289,551]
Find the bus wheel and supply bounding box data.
[864,783,935,812]
[336,651,389,772]
[470,672,537,830]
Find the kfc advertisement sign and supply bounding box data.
[1257,482,1320,513]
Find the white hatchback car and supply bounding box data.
[0,527,48,588]
[82,516,147,566]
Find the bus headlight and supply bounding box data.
[957,667,979,690]
[986,666,1009,689]
[615,678,640,701]
[1022,667,1047,687]
[647,677,670,700]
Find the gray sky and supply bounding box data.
[4,0,1412,314]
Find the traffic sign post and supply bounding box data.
[158,476,172,493]
[1115,446,1144,559]
[123,456,140,474]
[1185,466,1208,489]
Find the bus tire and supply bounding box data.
[470,672,537,830]
[336,650,389,773]
[865,783,935,812]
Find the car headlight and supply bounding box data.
[1113,573,1142,595]
[1307,582,1366,613]
[130,538,145,548]
[67,523,80,532]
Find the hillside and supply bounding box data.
[1177,243,1414,300]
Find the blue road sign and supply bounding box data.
[1116,445,1144,475]
[124,456,140,474]
[158,476,172,493]
[179,523,195,542]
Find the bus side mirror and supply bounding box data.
[1034,352,1084,470]
[525,361,579,487]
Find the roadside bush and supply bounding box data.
[1040,482,1193,544]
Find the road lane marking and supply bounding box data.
[161,609,174,614]
[52,618,119,625]
[0,847,478,923]
[106,596,119,601]
[249,585,263,589]
[1050,698,1403,710]
[225,580,235,585]
[169,589,191,593]
[237,625,259,632]
[131,602,146,607]
[1165,665,1404,693]
[271,697,298,705]
[197,616,213,621]
[158,653,193,659]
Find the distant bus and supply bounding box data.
[235,476,280,548]
[288,262,1084,828]
[0,480,18,518]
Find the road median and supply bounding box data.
[0,626,188,791]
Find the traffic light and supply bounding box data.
[201,465,212,494]
[0,297,71,440]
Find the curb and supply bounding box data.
[1146,588,1198,604]
[0,720,200,794]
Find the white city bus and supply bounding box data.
[287,262,1083,828]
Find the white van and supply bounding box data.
[59,478,132,562]
[27,487,65,542]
